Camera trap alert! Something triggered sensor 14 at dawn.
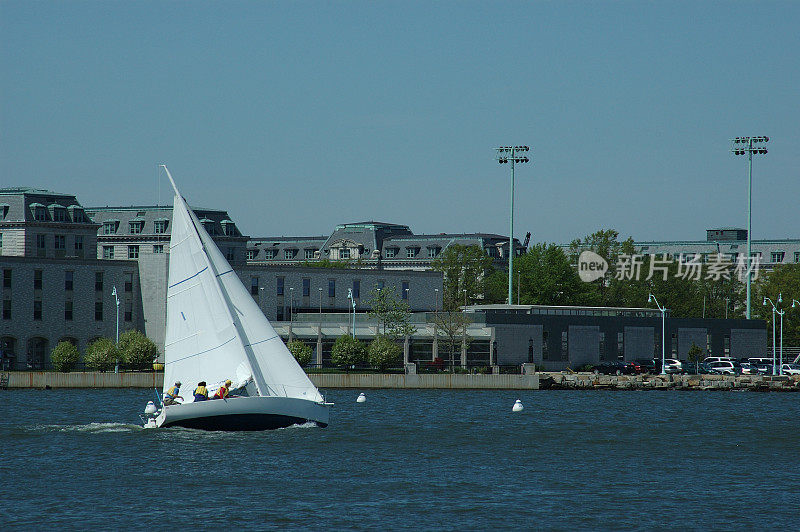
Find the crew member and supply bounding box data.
[193,381,209,401]
[163,381,183,406]
[213,379,232,400]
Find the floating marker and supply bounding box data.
[144,401,158,415]
[512,399,524,412]
[356,393,366,403]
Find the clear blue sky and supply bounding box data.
[2,1,798,243]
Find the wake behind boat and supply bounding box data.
[142,166,331,430]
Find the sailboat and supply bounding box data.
[145,166,331,430]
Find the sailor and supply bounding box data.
[193,381,209,401]
[213,379,232,400]
[163,381,183,406]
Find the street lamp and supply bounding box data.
[495,145,531,305]
[319,287,323,316]
[405,288,410,311]
[112,286,120,373]
[763,294,783,375]
[648,293,667,375]
[289,287,294,325]
[347,288,355,338]
[463,288,467,309]
[731,135,769,318]
[434,288,439,312]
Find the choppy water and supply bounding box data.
[1,388,798,529]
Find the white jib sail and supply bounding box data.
[161,167,322,403]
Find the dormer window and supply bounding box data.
[31,203,47,221]
[103,221,119,234]
[68,206,86,223]
[406,247,418,258]
[154,220,168,234]
[385,247,398,258]
[264,249,276,259]
[246,249,256,260]
[129,221,144,234]
[200,218,215,235]
[340,248,351,259]
[428,246,441,258]
[221,220,237,236]
[52,206,67,222]
[285,249,298,259]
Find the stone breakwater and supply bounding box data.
[540,372,800,391]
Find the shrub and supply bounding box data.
[287,340,313,366]
[51,341,80,372]
[368,336,402,369]
[331,335,367,367]
[118,330,158,370]
[84,338,121,372]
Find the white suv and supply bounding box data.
[707,361,737,375]
[663,359,683,373]
[780,363,800,376]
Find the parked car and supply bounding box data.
[780,363,800,376]
[593,361,636,375]
[740,362,757,375]
[753,363,774,375]
[706,360,739,375]
[662,358,683,374]
[704,356,736,365]
[632,358,656,374]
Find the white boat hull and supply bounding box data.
[155,396,331,431]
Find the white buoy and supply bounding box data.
[512,399,524,412]
[144,401,158,415]
[356,393,366,403]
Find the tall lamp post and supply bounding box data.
[763,294,783,375]
[434,288,439,312]
[112,285,120,373]
[495,145,530,305]
[648,293,667,375]
[731,136,769,318]
[319,287,323,316]
[347,288,356,338]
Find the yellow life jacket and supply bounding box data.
[194,385,207,397]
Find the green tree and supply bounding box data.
[368,336,402,369]
[287,340,313,366]
[367,287,416,339]
[431,244,493,310]
[754,264,800,347]
[515,242,597,306]
[687,342,704,373]
[84,338,121,372]
[331,335,367,367]
[117,330,158,370]
[433,310,471,367]
[51,341,80,372]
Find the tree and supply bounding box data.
[366,287,416,339]
[368,336,402,369]
[687,342,703,373]
[433,310,471,367]
[331,335,367,367]
[84,338,120,372]
[51,341,80,372]
[287,340,313,366]
[117,330,158,370]
[431,244,493,310]
[754,264,800,347]
[514,242,597,306]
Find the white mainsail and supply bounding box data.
[162,167,322,403]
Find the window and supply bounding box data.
[385,248,397,258]
[95,301,103,321]
[226,248,235,261]
[34,270,42,290]
[65,271,74,291]
[74,235,84,255]
[103,246,115,259]
[128,245,139,259]
[202,220,215,234]
[125,300,132,322]
[124,273,133,292]
[265,249,276,259]
[154,220,168,234]
[561,330,569,360]
[129,221,144,234]
[223,222,237,236]
[65,301,73,321]
[406,248,417,258]
[352,280,360,299]
[251,277,259,296]
[153,245,164,254]
[103,221,117,234]
[0,232,3,253]
[617,332,624,359]
[2,299,10,320]
[285,249,297,259]
[0,205,7,220]
[486,247,499,258]
[277,277,284,296]
[328,279,335,298]
[33,300,42,321]
[771,251,785,263]
[34,206,47,221]
[303,278,310,297]
[340,248,350,259]
[2,269,10,288]
[95,272,103,292]
[428,247,440,258]
[246,250,255,260]
[796,252,800,263]
[37,234,46,255]
[54,235,66,252]
[276,306,284,321]
[305,249,315,259]
[401,281,409,299]
[54,208,66,222]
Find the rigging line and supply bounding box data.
[244,334,279,348]
[168,266,209,289]
[216,269,234,277]
[164,336,237,365]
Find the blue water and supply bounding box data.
[0,388,798,529]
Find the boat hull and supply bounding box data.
[156,395,330,431]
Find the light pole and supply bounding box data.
[319,287,323,316]
[434,288,439,312]
[347,288,355,338]
[763,294,782,375]
[724,297,729,319]
[495,145,530,305]
[405,288,410,312]
[289,287,294,325]
[463,288,467,309]
[648,293,667,375]
[112,285,120,373]
[731,136,769,318]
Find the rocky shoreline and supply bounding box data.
[539,372,800,391]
